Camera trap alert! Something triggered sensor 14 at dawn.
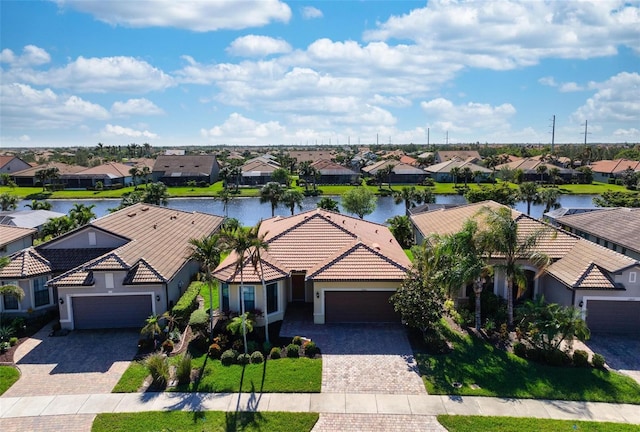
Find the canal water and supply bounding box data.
[18,194,598,226]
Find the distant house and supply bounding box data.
[362,160,428,184]
[311,159,360,184]
[434,150,481,163]
[399,155,418,166]
[11,162,86,187]
[556,207,640,260]
[589,159,640,183]
[288,150,336,164]
[153,155,220,186]
[543,207,601,226]
[212,209,410,325]
[411,201,640,334]
[496,158,577,183]
[62,162,134,188]
[0,204,224,328]
[0,156,31,175]
[241,158,281,185]
[425,158,491,183]
[0,225,36,256]
[0,210,66,232]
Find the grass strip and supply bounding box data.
[437,415,640,432]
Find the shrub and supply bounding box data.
[220,349,238,366]
[188,309,208,328]
[208,343,222,359]
[232,339,244,352]
[592,353,606,369]
[573,349,589,367]
[237,353,250,365]
[250,351,264,364]
[292,336,303,346]
[304,341,319,358]
[214,333,229,350]
[269,347,281,359]
[144,353,169,388]
[262,341,273,354]
[9,336,18,346]
[176,353,192,385]
[286,343,300,358]
[171,282,201,325]
[246,340,259,353]
[513,342,527,358]
[161,339,174,354]
[545,349,568,367]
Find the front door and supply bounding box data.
[291,273,306,302]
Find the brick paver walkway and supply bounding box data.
[1,414,96,432]
[3,325,138,397]
[311,413,446,432]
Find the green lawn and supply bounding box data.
[92,411,319,432]
[417,325,640,404]
[199,281,220,312]
[437,415,640,432]
[0,365,19,395]
[111,361,149,393]
[176,356,322,393]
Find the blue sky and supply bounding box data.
[1,0,638,148]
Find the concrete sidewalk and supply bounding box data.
[2,392,640,424]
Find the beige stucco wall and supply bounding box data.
[539,274,573,305]
[224,279,287,326]
[40,227,127,250]
[312,280,401,324]
[0,276,56,315]
[574,266,640,318]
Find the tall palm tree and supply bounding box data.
[281,189,304,215]
[450,167,461,186]
[25,200,52,210]
[248,222,271,343]
[188,234,222,342]
[216,188,233,217]
[461,166,473,186]
[297,161,312,192]
[538,188,561,214]
[69,203,96,226]
[260,182,284,217]
[129,166,142,188]
[380,164,395,190]
[140,166,152,187]
[548,167,560,186]
[536,164,548,183]
[477,206,551,326]
[518,182,539,216]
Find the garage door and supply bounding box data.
[325,291,399,323]
[587,300,640,334]
[73,295,152,329]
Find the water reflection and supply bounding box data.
[18,194,598,226]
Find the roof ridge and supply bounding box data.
[268,211,358,243]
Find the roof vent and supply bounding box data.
[153,224,157,229]
[375,229,378,233]
[141,207,149,211]
[127,212,136,217]
[372,243,380,250]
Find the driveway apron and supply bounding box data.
[584,334,640,385]
[281,321,426,395]
[2,324,139,397]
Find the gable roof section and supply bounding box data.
[311,159,358,175]
[242,159,279,175]
[71,162,133,178]
[213,209,410,283]
[153,155,217,177]
[435,150,481,162]
[0,225,36,248]
[11,162,86,177]
[425,159,491,174]
[0,248,51,278]
[590,159,640,174]
[557,207,640,254]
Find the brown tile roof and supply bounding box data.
[310,159,358,175]
[288,150,336,163]
[557,208,640,254]
[153,155,217,176]
[0,248,51,278]
[48,204,223,287]
[123,259,165,284]
[0,225,36,248]
[73,162,133,177]
[590,159,640,174]
[12,162,86,177]
[436,150,481,162]
[213,209,410,283]
[242,159,279,174]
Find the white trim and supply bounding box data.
[630,272,637,284]
[62,292,156,330]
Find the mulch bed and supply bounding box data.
[0,336,29,364]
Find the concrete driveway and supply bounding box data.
[2,323,139,397]
[584,333,640,385]
[281,321,427,395]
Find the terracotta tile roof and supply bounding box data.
[513,215,578,259]
[557,208,640,254]
[0,156,14,168]
[214,253,289,284]
[48,204,223,287]
[0,248,51,278]
[411,200,513,237]
[435,150,481,162]
[213,209,410,284]
[590,159,640,174]
[425,159,491,174]
[242,159,279,174]
[0,225,36,248]
[311,159,358,175]
[400,155,418,166]
[12,162,86,177]
[73,162,133,177]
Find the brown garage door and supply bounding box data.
[325,291,399,323]
[587,300,640,334]
[73,295,152,329]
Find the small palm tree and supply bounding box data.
[281,189,304,215]
[518,182,539,216]
[25,200,52,210]
[317,197,340,213]
[189,234,222,341]
[260,182,284,217]
[248,222,271,342]
[140,314,162,341]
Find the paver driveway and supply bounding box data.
[2,323,139,397]
[585,333,640,385]
[281,321,426,395]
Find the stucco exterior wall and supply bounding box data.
[539,274,573,305]
[1,276,56,315]
[3,236,34,256]
[224,279,287,326]
[40,227,126,250]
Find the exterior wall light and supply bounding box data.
[59,298,64,305]
[156,295,161,302]
[316,291,320,299]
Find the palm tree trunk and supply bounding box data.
[209,280,214,343]
[259,260,270,344]
[507,276,514,327]
[240,266,248,355]
[474,278,483,331]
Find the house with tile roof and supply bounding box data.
[240,158,281,185]
[410,201,640,333]
[0,203,224,330]
[152,155,220,186]
[0,225,36,257]
[10,162,86,187]
[424,158,492,183]
[434,150,481,163]
[361,160,428,184]
[495,158,577,183]
[556,207,640,260]
[0,156,31,175]
[212,209,411,325]
[62,162,136,188]
[310,159,360,184]
[589,159,640,183]
[288,150,336,164]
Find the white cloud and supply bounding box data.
[55,0,291,31]
[364,1,640,69]
[19,135,31,142]
[0,83,109,128]
[101,124,158,139]
[111,98,164,116]
[227,35,292,57]
[558,82,584,92]
[301,6,323,19]
[613,128,639,138]
[572,72,640,123]
[0,45,51,67]
[201,113,286,144]
[5,56,174,93]
[539,76,557,87]
[420,98,516,134]
[369,94,412,108]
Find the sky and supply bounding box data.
[1,0,639,148]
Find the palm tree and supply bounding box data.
[450,167,461,185]
[437,219,490,330]
[189,233,222,342]
[129,166,141,188]
[0,193,19,211]
[536,164,548,183]
[477,206,551,326]
[216,189,233,217]
[143,182,169,206]
[281,189,304,215]
[461,167,473,186]
[0,257,24,310]
[380,164,395,190]
[25,200,52,210]
[538,188,561,214]
[260,182,284,217]
[548,167,560,186]
[518,182,539,216]
[248,222,271,343]
[140,166,152,187]
[297,161,312,192]
[317,197,340,213]
[69,203,96,226]
[140,314,162,341]
[393,186,434,215]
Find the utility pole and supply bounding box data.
[427,127,430,146]
[446,131,449,145]
[582,120,591,145]
[550,115,555,153]
[376,133,379,145]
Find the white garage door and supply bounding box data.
[73,295,152,329]
[587,300,640,334]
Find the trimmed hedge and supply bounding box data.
[172,282,202,325]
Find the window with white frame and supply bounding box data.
[221,283,229,311]
[267,282,278,314]
[631,272,637,284]
[241,285,255,312]
[33,277,50,307]
[88,231,97,246]
[2,280,20,310]
[105,273,114,289]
